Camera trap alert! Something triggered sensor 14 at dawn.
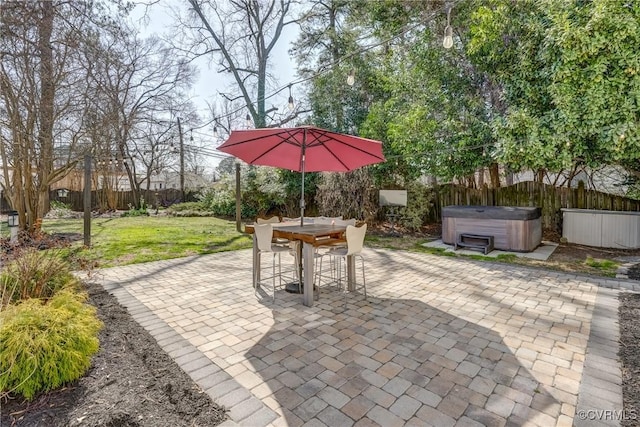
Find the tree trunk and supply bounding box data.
[488,163,500,188]
[32,0,55,232]
[506,170,514,186]
[328,3,344,131]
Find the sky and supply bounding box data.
[132,2,298,125]
[130,2,299,172]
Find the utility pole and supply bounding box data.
[177,117,185,202]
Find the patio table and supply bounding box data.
[245,223,353,307]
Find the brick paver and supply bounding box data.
[95,248,639,426]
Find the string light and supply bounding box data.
[346,69,355,86]
[287,84,294,111]
[245,113,252,128]
[443,7,453,49]
[193,5,451,132]
[213,120,219,138]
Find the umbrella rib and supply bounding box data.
[219,127,384,172]
[307,129,385,170]
[237,129,303,164]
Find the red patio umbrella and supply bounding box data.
[217,126,385,225]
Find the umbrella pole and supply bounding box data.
[300,136,306,227]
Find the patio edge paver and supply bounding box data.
[575,286,623,427]
[96,280,278,427]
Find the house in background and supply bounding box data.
[511,165,630,196]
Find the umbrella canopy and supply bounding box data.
[217,126,385,224]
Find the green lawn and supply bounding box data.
[11,215,624,279]
[42,216,252,269]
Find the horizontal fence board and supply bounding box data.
[49,189,197,212]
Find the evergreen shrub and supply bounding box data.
[0,290,103,400]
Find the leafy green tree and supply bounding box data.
[357,1,499,187]
[468,0,640,186]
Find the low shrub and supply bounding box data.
[122,196,149,217]
[0,290,103,400]
[169,210,216,217]
[46,200,79,219]
[395,181,433,231]
[198,186,237,217]
[165,202,216,217]
[166,201,206,213]
[1,248,80,309]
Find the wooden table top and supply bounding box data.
[245,223,347,245]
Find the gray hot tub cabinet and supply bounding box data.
[442,206,542,252]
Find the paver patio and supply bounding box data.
[93,248,640,427]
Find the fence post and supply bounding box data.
[83,154,91,247]
[577,180,585,209]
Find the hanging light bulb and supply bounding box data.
[443,8,454,49]
[346,69,355,86]
[245,113,252,128]
[213,125,219,138]
[287,84,294,111]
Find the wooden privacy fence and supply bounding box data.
[50,189,196,212]
[432,181,640,229]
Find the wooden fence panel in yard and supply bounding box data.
[434,181,640,229]
[50,189,195,212]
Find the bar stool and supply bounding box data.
[254,224,300,301]
[317,223,368,305]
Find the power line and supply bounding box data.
[196,2,458,131]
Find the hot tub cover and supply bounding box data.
[442,205,541,221]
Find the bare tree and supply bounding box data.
[0,1,99,232]
[83,24,196,207]
[182,0,299,128]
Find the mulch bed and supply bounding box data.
[0,283,227,427]
[628,264,640,280]
[619,293,640,427]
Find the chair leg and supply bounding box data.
[254,252,260,298]
[272,253,277,302]
[340,257,348,309]
[314,254,321,298]
[359,255,367,300]
[294,250,301,294]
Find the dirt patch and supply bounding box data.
[0,282,227,427]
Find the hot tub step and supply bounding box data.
[455,233,495,255]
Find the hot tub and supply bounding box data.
[442,206,542,252]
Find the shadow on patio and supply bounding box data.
[245,289,559,426]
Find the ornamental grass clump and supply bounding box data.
[0,290,103,400]
[0,248,79,309]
